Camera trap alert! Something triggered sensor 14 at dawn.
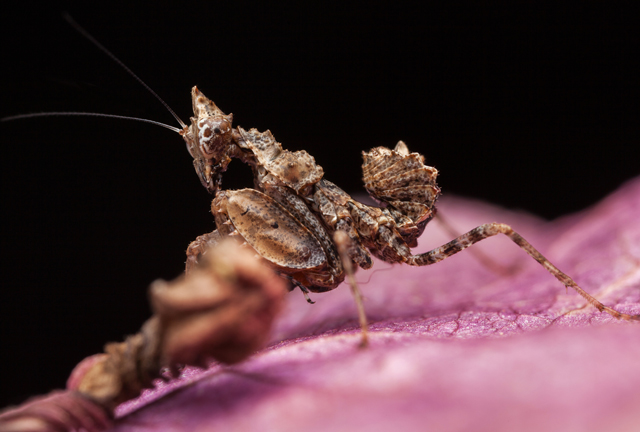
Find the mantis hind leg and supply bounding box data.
[407,222,639,321]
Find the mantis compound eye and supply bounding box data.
[198,116,233,159]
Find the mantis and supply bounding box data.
[4,15,638,349]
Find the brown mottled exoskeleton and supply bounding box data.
[5,16,637,348]
[180,87,639,329]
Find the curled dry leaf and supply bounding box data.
[0,240,287,431]
[0,391,111,432]
[68,239,287,410]
[150,240,288,366]
[110,177,640,432]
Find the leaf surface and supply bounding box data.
[113,177,640,432]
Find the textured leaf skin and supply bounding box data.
[113,178,640,432]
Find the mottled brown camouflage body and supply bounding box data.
[181,87,639,321]
[182,87,443,293]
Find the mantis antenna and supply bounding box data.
[1,13,187,134]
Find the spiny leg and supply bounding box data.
[334,231,369,347]
[407,223,640,321]
[285,276,316,304]
[433,212,516,276]
[299,286,315,304]
[185,230,223,274]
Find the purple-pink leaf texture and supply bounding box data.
[113,177,640,432]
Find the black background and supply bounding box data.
[1,2,638,407]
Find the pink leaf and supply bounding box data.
[113,177,640,432]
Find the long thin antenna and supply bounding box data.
[62,12,188,129]
[1,112,182,133]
